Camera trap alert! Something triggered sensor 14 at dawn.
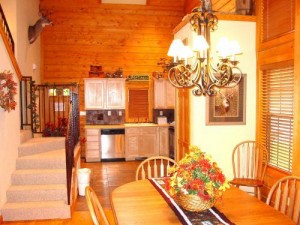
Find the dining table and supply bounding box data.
[110,179,294,225]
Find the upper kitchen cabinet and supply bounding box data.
[154,79,175,109]
[125,79,153,123]
[84,78,125,110]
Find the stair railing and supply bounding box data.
[0,4,14,53]
[65,91,80,204]
[0,3,22,80]
[20,76,33,131]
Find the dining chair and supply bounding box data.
[85,186,111,225]
[230,140,268,200]
[266,176,300,224]
[135,156,178,180]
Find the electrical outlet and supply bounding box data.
[159,111,163,116]
[119,111,122,116]
[108,111,111,116]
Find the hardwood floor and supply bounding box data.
[2,159,141,225]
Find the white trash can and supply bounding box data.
[77,168,91,196]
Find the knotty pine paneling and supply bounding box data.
[184,0,236,14]
[39,0,184,137]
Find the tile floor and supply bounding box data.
[75,159,141,211]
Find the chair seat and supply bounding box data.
[230,178,264,187]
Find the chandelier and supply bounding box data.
[167,0,243,96]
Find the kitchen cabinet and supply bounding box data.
[125,80,153,123]
[158,127,169,157]
[84,78,125,110]
[154,79,175,109]
[125,126,169,160]
[85,128,100,162]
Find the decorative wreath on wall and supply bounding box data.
[0,71,17,112]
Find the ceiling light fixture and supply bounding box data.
[167,0,243,96]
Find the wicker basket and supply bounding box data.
[175,193,214,212]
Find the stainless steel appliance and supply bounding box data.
[101,129,125,161]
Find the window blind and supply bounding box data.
[260,64,294,172]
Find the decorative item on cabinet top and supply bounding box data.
[126,75,149,81]
[106,67,123,78]
[89,65,104,77]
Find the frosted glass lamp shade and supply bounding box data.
[193,35,209,51]
[167,39,185,57]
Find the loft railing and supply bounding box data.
[65,92,79,204]
[23,82,79,135]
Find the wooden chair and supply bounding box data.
[135,156,178,180]
[230,141,268,200]
[266,176,300,224]
[85,186,110,225]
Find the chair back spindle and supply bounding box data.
[135,156,178,181]
[266,176,300,224]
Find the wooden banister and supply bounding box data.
[0,4,22,80]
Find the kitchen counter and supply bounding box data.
[85,123,171,129]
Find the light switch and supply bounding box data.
[108,111,111,116]
[119,111,122,116]
[159,111,163,116]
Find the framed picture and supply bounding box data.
[206,74,246,125]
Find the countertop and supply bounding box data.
[85,123,171,129]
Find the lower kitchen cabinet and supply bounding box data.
[125,126,168,160]
[85,128,101,162]
[158,127,169,157]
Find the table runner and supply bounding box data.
[149,178,235,225]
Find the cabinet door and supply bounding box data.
[154,80,166,109]
[84,79,105,109]
[154,79,175,109]
[106,79,125,109]
[125,128,139,160]
[139,127,159,157]
[165,81,175,108]
[159,127,169,157]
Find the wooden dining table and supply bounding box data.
[110,179,294,225]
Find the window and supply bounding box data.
[259,62,294,172]
[49,88,70,96]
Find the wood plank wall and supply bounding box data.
[256,0,298,200]
[184,0,236,14]
[39,0,185,136]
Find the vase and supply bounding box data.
[175,193,214,212]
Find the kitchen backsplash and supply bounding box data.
[153,109,174,123]
[86,110,125,125]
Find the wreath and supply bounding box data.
[0,71,17,112]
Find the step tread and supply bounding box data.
[23,137,65,145]
[2,200,68,209]
[18,149,65,159]
[8,184,66,191]
[13,169,66,175]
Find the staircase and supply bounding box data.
[1,130,71,221]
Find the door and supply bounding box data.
[176,88,190,160]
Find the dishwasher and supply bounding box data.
[100,129,125,162]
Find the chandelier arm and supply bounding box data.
[166,2,243,97]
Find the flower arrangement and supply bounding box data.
[0,71,17,112]
[165,146,230,209]
[42,117,68,137]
